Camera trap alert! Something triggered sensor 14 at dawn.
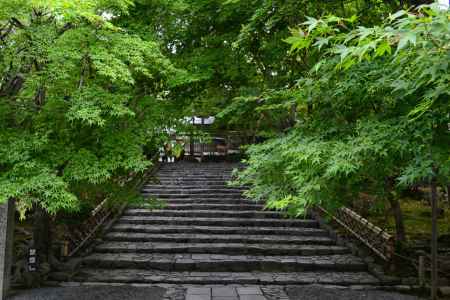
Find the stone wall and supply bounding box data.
[0,199,15,300]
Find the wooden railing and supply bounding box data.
[61,158,160,258]
[178,131,250,157]
[61,198,113,258]
[316,206,395,261]
[417,253,449,286]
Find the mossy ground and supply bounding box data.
[367,198,450,244]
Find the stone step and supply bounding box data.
[159,166,240,170]
[158,168,233,175]
[156,172,237,176]
[143,185,246,190]
[66,162,376,288]
[159,165,242,172]
[111,224,329,236]
[82,253,367,272]
[154,180,235,185]
[104,232,335,245]
[72,269,380,285]
[132,203,265,211]
[141,188,244,194]
[159,164,240,169]
[157,174,233,179]
[117,216,319,228]
[156,176,232,181]
[142,193,246,199]
[123,209,284,219]
[95,242,349,256]
[152,198,261,205]
[155,180,235,186]
[158,166,239,170]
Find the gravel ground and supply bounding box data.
[7,286,166,300]
[286,285,422,300]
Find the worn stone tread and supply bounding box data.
[142,193,245,199]
[68,162,378,286]
[142,188,244,194]
[156,176,233,180]
[152,198,260,204]
[110,224,329,236]
[73,269,379,285]
[104,232,335,245]
[117,216,318,227]
[83,253,366,272]
[132,203,265,210]
[95,241,349,255]
[143,185,246,190]
[123,209,284,219]
[156,180,235,186]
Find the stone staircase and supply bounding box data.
[74,162,381,286]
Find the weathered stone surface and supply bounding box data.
[118,216,318,228]
[0,199,14,300]
[74,269,379,285]
[237,287,263,295]
[105,232,334,245]
[186,295,210,300]
[94,241,349,256]
[286,285,422,300]
[143,203,264,210]
[83,253,366,272]
[111,224,328,236]
[61,162,381,288]
[212,287,237,297]
[123,208,283,218]
[8,286,166,300]
[240,295,267,300]
[187,287,211,295]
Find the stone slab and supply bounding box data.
[212,287,237,297]
[187,287,212,295]
[8,286,166,300]
[186,295,211,300]
[236,287,263,295]
[0,199,14,300]
[239,296,267,300]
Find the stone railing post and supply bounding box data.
[0,199,15,300]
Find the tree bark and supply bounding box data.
[32,206,50,265]
[385,177,406,245]
[447,183,450,204]
[388,196,406,245]
[430,173,438,300]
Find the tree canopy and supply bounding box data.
[0,0,190,217]
[1,0,447,241]
[232,4,449,242]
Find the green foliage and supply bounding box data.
[0,0,185,217]
[1,0,443,224]
[235,5,449,216]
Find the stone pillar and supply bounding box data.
[0,199,15,300]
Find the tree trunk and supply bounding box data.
[32,206,50,265]
[385,177,406,245]
[388,196,406,245]
[447,184,450,204]
[430,174,439,300]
